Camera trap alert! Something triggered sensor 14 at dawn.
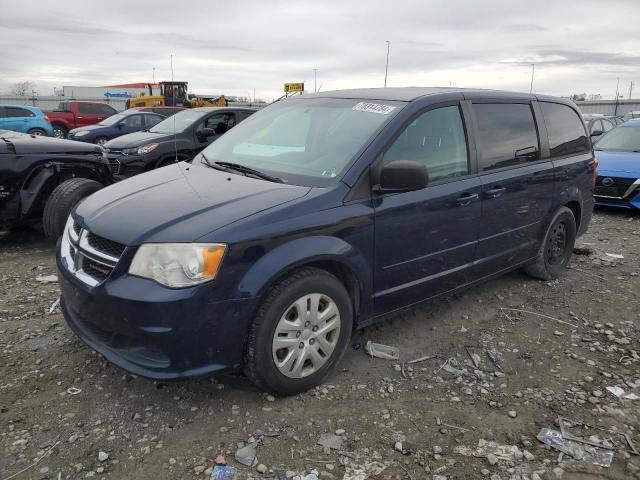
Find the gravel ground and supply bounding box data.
[1,208,640,480]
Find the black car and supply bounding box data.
[0,130,112,240]
[103,107,257,179]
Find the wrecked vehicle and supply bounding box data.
[0,130,111,240]
[57,88,595,395]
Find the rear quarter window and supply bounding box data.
[540,102,589,158]
[3,107,35,118]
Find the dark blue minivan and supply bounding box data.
[57,88,595,395]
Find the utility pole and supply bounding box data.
[152,67,155,84]
[384,41,390,88]
[614,77,620,116]
[253,88,256,103]
[313,69,318,93]
[529,64,535,94]
[629,81,635,100]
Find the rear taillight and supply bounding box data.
[592,157,598,188]
[44,116,51,123]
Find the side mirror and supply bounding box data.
[117,122,126,129]
[375,160,428,193]
[590,130,603,137]
[197,127,216,139]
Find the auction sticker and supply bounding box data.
[352,102,397,115]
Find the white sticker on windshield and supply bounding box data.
[352,102,397,115]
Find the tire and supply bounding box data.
[27,128,47,136]
[52,125,67,139]
[524,207,576,280]
[42,178,103,242]
[94,137,109,146]
[244,267,353,396]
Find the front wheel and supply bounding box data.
[27,128,47,136]
[524,206,576,280]
[244,267,353,396]
[42,178,103,241]
[94,136,109,146]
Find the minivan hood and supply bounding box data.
[595,149,640,175]
[75,163,311,245]
[0,130,102,155]
[104,130,173,149]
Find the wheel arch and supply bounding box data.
[237,236,372,325]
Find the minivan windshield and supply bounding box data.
[150,109,206,134]
[198,97,404,186]
[595,126,640,152]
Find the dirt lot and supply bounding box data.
[1,208,640,480]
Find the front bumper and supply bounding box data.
[57,248,256,380]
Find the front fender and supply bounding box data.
[236,235,372,308]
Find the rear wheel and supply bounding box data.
[27,128,47,136]
[94,136,109,146]
[52,125,67,139]
[42,178,103,241]
[524,207,576,280]
[244,267,353,396]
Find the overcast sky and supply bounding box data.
[2,0,639,101]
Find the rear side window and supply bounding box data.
[79,103,114,115]
[474,103,539,171]
[540,102,589,157]
[3,107,35,118]
[98,104,117,115]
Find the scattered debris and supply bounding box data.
[406,354,438,365]
[604,253,624,260]
[66,387,82,395]
[35,274,58,284]
[97,451,109,462]
[48,297,60,314]
[502,308,579,329]
[558,416,638,455]
[341,457,388,480]
[235,441,258,467]
[573,245,596,256]
[210,465,239,480]
[606,386,639,400]
[364,341,399,360]
[454,439,521,462]
[537,428,614,467]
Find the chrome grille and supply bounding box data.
[61,219,126,286]
[594,177,640,200]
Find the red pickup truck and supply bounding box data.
[45,101,118,139]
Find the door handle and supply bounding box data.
[456,192,479,206]
[485,186,506,198]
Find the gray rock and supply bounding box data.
[433,445,443,454]
[552,467,564,479]
[235,441,258,466]
[487,453,499,465]
[256,464,267,474]
[98,451,109,462]
[508,410,517,418]
[318,433,343,450]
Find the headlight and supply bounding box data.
[129,243,226,288]
[74,130,90,137]
[137,143,159,155]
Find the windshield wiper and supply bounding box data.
[200,153,229,171]
[212,161,284,183]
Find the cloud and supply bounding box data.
[0,0,638,100]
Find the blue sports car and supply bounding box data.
[68,110,166,146]
[594,120,640,209]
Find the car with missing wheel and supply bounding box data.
[57,87,595,395]
[102,107,256,179]
[593,119,640,209]
[0,129,112,240]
